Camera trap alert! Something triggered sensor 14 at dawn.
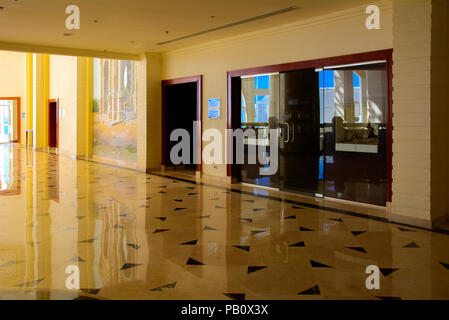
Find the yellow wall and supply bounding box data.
[48,55,93,158]
[49,55,78,157]
[161,1,393,178]
[140,53,162,172]
[0,51,27,144]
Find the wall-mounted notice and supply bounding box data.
[208,98,220,119]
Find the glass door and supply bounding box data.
[240,74,280,188]
[319,62,389,206]
[236,61,389,206]
[0,101,10,144]
[279,69,323,196]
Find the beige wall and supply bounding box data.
[390,0,449,227]
[144,53,162,171]
[0,51,27,144]
[430,0,449,224]
[162,1,393,178]
[49,55,78,157]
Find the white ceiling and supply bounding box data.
[0,0,372,55]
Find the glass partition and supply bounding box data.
[279,69,323,196]
[319,62,388,205]
[240,74,279,188]
[235,61,389,206]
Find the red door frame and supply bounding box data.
[0,97,21,143]
[161,75,202,172]
[227,49,393,202]
[48,99,59,149]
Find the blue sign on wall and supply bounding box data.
[208,98,220,119]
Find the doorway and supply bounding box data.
[48,99,59,149]
[228,50,392,206]
[161,76,202,176]
[0,97,21,144]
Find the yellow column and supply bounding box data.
[136,52,162,172]
[26,53,33,147]
[32,54,50,150]
[76,57,93,158]
[85,58,93,157]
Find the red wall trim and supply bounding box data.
[161,75,203,172]
[227,49,393,78]
[387,53,393,203]
[226,49,393,201]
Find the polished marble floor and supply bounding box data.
[0,144,448,300]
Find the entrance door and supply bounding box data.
[162,76,202,174]
[48,100,58,148]
[0,100,10,143]
[319,62,389,206]
[239,74,279,188]
[232,57,390,207]
[279,69,323,196]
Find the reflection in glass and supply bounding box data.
[320,62,388,205]
[240,74,279,188]
[279,69,322,196]
[92,58,138,162]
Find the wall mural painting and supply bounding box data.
[92,58,137,162]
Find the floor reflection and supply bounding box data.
[0,144,447,300]
[0,143,20,195]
